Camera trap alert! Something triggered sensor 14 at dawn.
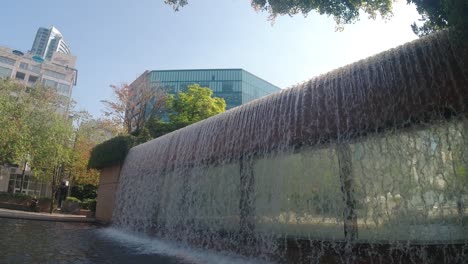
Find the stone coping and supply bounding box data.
[0,208,96,223]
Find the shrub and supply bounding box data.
[88,135,135,169]
[146,119,191,138]
[70,184,97,200]
[82,198,97,212]
[0,192,33,203]
[66,196,82,203]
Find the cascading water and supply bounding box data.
[112,31,467,263]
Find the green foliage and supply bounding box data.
[0,192,33,203]
[0,79,73,184]
[409,0,467,36]
[70,184,97,200]
[66,196,82,203]
[64,196,96,211]
[164,0,467,37]
[88,135,136,169]
[0,80,31,164]
[166,84,226,124]
[165,0,393,27]
[133,127,153,145]
[89,84,226,170]
[81,198,97,212]
[145,117,191,138]
[144,84,225,139]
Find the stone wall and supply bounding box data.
[96,164,121,224]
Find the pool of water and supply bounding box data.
[0,218,267,264]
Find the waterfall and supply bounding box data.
[112,31,467,263]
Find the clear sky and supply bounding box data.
[1,0,420,117]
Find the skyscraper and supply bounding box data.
[30,26,71,60]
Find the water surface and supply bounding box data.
[0,218,266,264]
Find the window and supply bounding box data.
[199,82,210,88]
[0,56,16,66]
[15,71,25,80]
[57,83,70,95]
[28,75,38,84]
[19,62,28,70]
[30,65,41,73]
[0,66,12,78]
[44,70,66,80]
[222,81,233,92]
[43,79,58,88]
[179,82,194,92]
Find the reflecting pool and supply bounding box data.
[0,218,266,264]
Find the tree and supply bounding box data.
[0,80,72,168]
[164,0,467,36]
[409,0,467,36]
[166,84,226,124]
[145,118,191,138]
[101,72,167,134]
[144,84,226,139]
[166,0,392,28]
[0,80,30,164]
[0,79,74,212]
[68,116,119,186]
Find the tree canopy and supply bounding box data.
[409,0,467,36]
[164,0,467,36]
[69,115,119,185]
[101,73,166,134]
[166,84,226,124]
[0,79,71,170]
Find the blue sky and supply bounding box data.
[1,0,420,117]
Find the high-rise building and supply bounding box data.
[130,69,281,110]
[0,46,77,115]
[31,26,71,60]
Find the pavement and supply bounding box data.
[0,208,96,223]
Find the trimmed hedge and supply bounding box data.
[88,135,135,169]
[82,198,97,212]
[66,196,81,203]
[0,192,33,203]
[64,197,97,212]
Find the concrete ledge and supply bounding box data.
[0,208,96,223]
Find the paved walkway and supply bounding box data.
[0,208,96,223]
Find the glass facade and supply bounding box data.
[31,26,71,60]
[148,69,280,109]
[8,173,49,196]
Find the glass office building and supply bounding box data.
[146,69,280,109]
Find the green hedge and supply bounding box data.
[0,192,32,203]
[82,198,97,212]
[66,196,81,203]
[88,121,191,170]
[70,184,97,200]
[88,135,135,169]
[65,197,97,212]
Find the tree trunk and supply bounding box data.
[18,161,27,193]
[49,168,56,214]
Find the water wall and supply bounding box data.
[113,31,468,263]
